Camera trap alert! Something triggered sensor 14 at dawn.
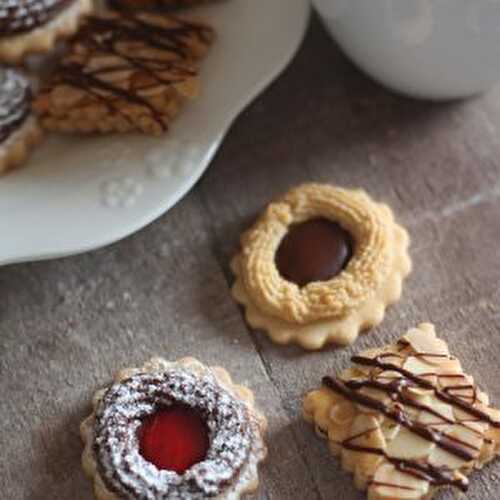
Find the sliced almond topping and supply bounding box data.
[369,463,429,499]
[359,347,386,360]
[403,385,435,400]
[417,401,455,430]
[404,327,449,358]
[386,427,435,460]
[356,386,391,414]
[348,414,386,450]
[443,424,483,462]
[376,370,404,383]
[380,419,401,442]
[403,356,437,387]
[303,388,336,422]
[328,422,352,446]
[330,400,357,426]
[428,446,468,469]
[378,352,407,368]
[340,367,368,382]
[434,357,462,376]
[417,322,436,335]
[341,414,387,489]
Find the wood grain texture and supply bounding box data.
[2,14,500,500]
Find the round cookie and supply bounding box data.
[0,0,94,63]
[0,67,42,174]
[231,183,412,349]
[81,357,267,500]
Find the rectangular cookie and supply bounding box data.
[303,323,500,499]
[34,10,214,135]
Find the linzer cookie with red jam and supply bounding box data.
[107,0,214,11]
[81,357,267,500]
[0,67,42,174]
[34,10,214,135]
[0,0,93,63]
[231,183,411,350]
[303,323,500,499]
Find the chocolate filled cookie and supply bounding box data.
[0,0,94,63]
[34,10,215,135]
[0,67,42,174]
[81,357,267,500]
[231,183,412,349]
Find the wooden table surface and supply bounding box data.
[3,15,500,500]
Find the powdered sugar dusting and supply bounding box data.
[93,368,261,499]
[0,68,30,143]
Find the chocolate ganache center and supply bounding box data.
[0,68,31,144]
[0,0,75,36]
[276,218,353,287]
[93,369,254,499]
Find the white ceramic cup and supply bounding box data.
[313,0,500,100]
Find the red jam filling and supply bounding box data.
[138,405,210,474]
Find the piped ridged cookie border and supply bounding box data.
[80,357,268,500]
[231,184,412,349]
[237,184,399,325]
[0,0,94,64]
[231,222,411,350]
[0,116,43,175]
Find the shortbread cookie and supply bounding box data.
[34,10,214,135]
[81,357,267,500]
[0,67,42,174]
[231,183,411,350]
[0,0,94,64]
[108,0,214,11]
[303,323,500,499]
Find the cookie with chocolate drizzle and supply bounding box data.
[0,67,42,174]
[231,183,412,349]
[303,323,500,499]
[81,357,267,500]
[34,10,214,135]
[0,0,94,63]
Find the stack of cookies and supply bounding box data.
[0,0,216,174]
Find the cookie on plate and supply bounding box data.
[0,0,94,64]
[81,357,267,500]
[231,183,411,350]
[107,0,214,11]
[303,323,500,499]
[34,10,214,135]
[0,67,42,174]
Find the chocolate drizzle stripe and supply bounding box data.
[351,355,500,428]
[44,12,214,131]
[323,376,475,462]
[60,68,166,130]
[341,427,468,492]
[344,378,485,441]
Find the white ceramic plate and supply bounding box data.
[1,0,309,265]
